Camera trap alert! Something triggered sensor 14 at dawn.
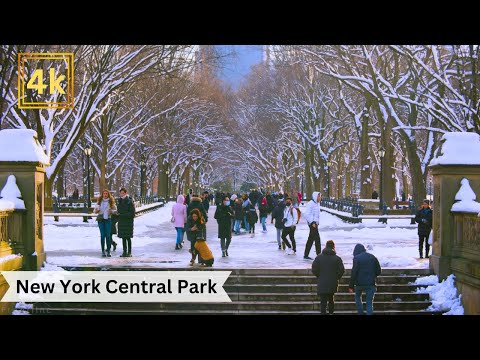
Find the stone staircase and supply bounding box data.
[29,268,441,315]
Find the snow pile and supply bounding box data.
[0,175,25,209]
[0,254,21,264]
[414,274,464,315]
[378,256,419,268]
[451,178,480,213]
[431,132,480,165]
[414,274,439,286]
[0,199,14,211]
[0,129,50,164]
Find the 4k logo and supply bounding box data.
[18,53,74,109]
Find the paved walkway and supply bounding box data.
[44,205,428,269]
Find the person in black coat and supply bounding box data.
[271,201,286,249]
[415,199,433,258]
[187,195,208,222]
[348,243,382,315]
[371,190,378,199]
[202,191,210,213]
[233,197,243,234]
[214,196,234,257]
[117,188,135,257]
[311,240,345,315]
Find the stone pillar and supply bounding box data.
[0,163,47,270]
[429,165,480,279]
[0,129,50,270]
[428,132,480,281]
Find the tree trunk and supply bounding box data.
[305,143,312,199]
[99,130,108,191]
[405,137,425,207]
[359,110,371,198]
[57,164,65,198]
[45,177,54,208]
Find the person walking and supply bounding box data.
[214,196,234,257]
[281,197,298,255]
[247,202,258,236]
[117,187,135,257]
[311,240,345,315]
[187,194,208,223]
[202,191,210,213]
[415,199,433,258]
[242,194,251,233]
[172,194,187,250]
[303,191,322,260]
[259,197,269,233]
[271,199,286,249]
[233,196,243,235]
[348,243,382,315]
[94,189,117,257]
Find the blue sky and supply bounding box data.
[216,45,263,89]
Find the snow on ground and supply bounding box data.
[414,274,464,315]
[43,203,428,269]
[0,254,22,264]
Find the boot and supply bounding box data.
[419,248,423,259]
[425,244,430,258]
[222,250,226,257]
[120,238,128,257]
[127,238,132,257]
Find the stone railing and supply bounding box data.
[0,209,25,315]
[0,209,25,266]
[450,212,480,314]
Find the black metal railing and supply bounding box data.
[320,197,364,218]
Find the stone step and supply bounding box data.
[33,300,431,311]
[229,292,429,302]
[224,284,425,293]
[225,275,421,285]
[59,266,433,276]
[32,307,440,315]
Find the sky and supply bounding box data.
[217,45,263,89]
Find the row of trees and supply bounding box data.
[0,45,229,205]
[1,45,478,206]
[232,45,479,206]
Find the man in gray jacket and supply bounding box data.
[303,191,322,260]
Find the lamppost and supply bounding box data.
[378,146,386,211]
[326,160,332,198]
[166,170,170,201]
[337,175,342,199]
[140,160,146,197]
[84,147,92,209]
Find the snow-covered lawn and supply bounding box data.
[43,203,428,269]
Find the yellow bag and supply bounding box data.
[194,240,214,261]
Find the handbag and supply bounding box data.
[171,216,175,223]
[96,214,104,223]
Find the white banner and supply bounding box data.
[0,271,232,303]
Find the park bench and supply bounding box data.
[44,212,91,222]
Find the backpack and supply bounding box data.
[290,207,301,224]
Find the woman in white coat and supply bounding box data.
[172,194,187,250]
